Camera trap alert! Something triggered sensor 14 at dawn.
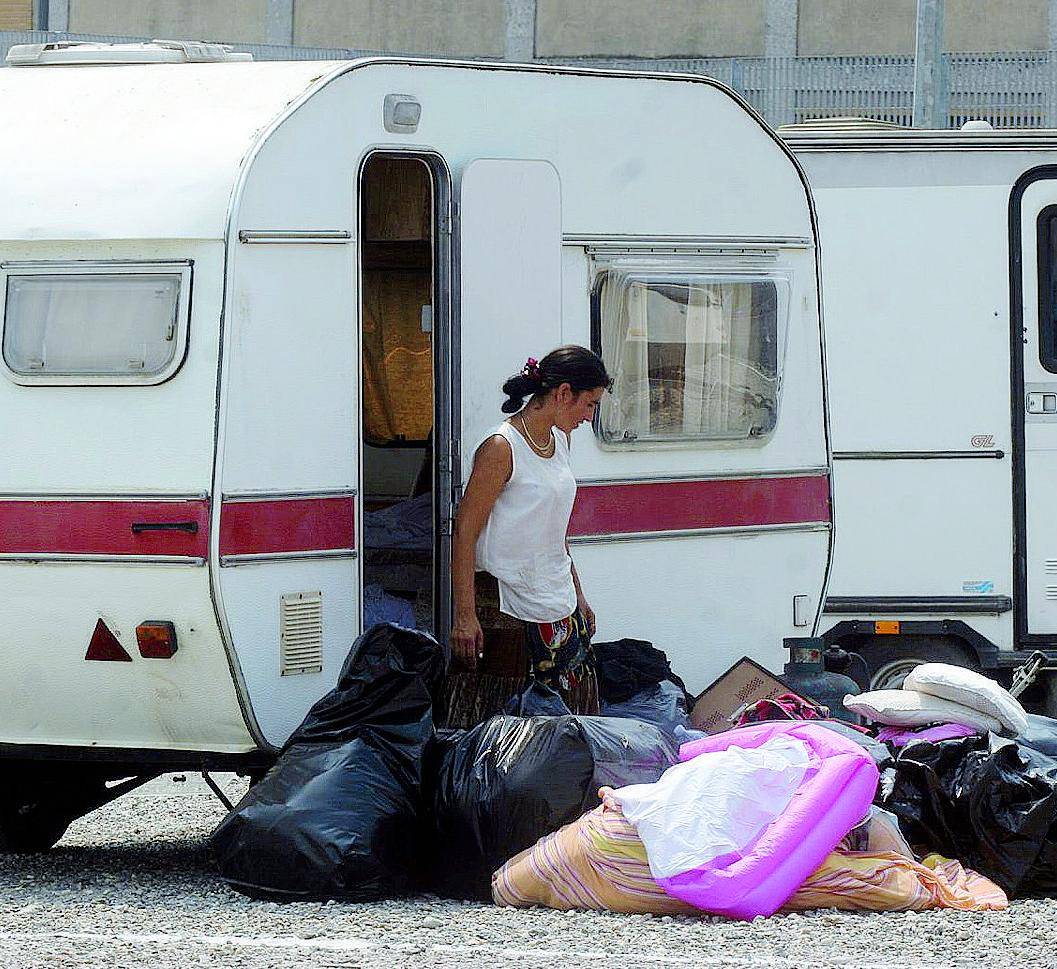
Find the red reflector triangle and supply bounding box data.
[85,619,133,663]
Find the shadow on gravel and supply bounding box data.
[0,837,219,893]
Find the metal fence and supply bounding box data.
[543,51,1057,128]
[4,30,1057,130]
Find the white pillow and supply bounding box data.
[903,663,1028,736]
[843,689,1004,734]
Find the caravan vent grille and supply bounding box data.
[1046,586,1057,602]
[280,591,323,676]
[1046,560,1057,575]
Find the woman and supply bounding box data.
[450,345,611,720]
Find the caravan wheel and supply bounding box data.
[860,637,979,692]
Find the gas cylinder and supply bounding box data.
[782,637,862,724]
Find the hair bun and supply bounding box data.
[501,373,538,413]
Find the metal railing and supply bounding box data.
[543,51,1057,128]
[3,30,1057,129]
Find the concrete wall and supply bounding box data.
[946,0,1048,53]
[798,0,915,55]
[536,0,765,58]
[799,0,1049,55]
[68,0,272,43]
[57,0,1057,58]
[0,0,32,30]
[294,0,504,56]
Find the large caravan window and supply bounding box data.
[1038,207,1057,374]
[1,262,190,384]
[593,265,787,444]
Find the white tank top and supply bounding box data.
[474,420,579,623]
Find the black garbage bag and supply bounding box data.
[503,680,572,717]
[1020,713,1057,758]
[814,719,894,772]
[600,680,691,737]
[883,732,1057,897]
[211,623,447,901]
[424,714,678,899]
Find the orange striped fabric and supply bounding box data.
[493,805,1008,915]
[783,851,1008,913]
[493,805,696,915]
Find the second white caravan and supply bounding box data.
[785,123,1057,704]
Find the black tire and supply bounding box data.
[857,637,979,692]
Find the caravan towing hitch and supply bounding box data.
[1010,651,1051,698]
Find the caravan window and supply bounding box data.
[1038,206,1057,374]
[592,266,787,444]
[1,262,191,384]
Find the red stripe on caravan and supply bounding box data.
[567,474,831,538]
[0,499,210,556]
[218,497,356,556]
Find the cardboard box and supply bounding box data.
[690,656,793,734]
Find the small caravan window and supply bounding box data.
[1,262,191,384]
[593,265,787,444]
[1038,207,1057,374]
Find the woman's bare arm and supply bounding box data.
[450,435,512,667]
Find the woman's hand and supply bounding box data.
[451,610,484,670]
[578,595,596,638]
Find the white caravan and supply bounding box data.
[784,123,1057,701]
[0,42,831,846]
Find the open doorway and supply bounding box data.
[359,154,441,636]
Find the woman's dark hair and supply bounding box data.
[500,345,611,414]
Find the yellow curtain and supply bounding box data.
[361,270,433,444]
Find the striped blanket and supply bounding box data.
[492,805,1007,915]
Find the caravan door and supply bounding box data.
[1016,173,1057,638]
[457,159,562,481]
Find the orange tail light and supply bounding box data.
[137,621,178,659]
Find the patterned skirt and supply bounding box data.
[439,573,599,729]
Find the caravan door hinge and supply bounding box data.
[440,490,461,538]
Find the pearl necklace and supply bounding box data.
[519,413,555,456]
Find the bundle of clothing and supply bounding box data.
[494,803,1006,916]
[492,720,1007,919]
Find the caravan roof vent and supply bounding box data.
[961,119,995,131]
[5,39,253,66]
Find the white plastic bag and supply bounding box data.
[612,735,810,880]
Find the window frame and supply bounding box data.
[1037,205,1057,375]
[590,261,790,448]
[0,259,193,387]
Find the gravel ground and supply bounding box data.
[1,773,1054,969]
